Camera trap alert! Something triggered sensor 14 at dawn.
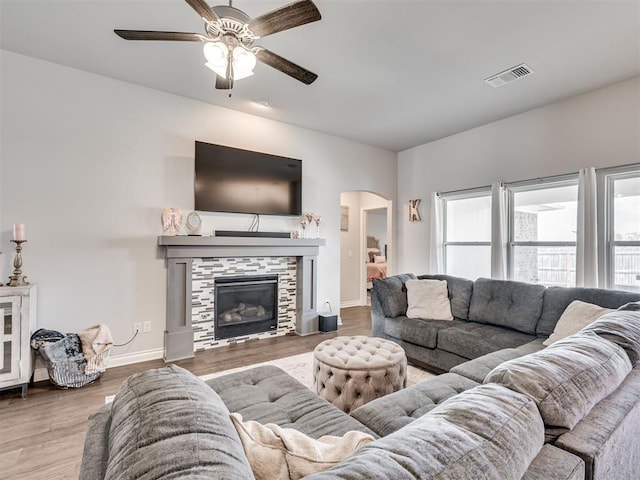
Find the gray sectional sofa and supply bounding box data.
[371,273,640,371]
[80,279,640,480]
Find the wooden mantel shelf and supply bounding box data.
[158,235,325,259]
[158,235,325,247]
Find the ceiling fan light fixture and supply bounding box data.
[203,41,228,67]
[233,47,257,76]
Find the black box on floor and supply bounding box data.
[319,313,338,333]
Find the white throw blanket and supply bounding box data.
[77,324,113,374]
[230,413,374,480]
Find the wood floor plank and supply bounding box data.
[0,306,372,479]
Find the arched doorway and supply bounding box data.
[339,191,393,307]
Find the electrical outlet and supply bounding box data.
[133,322,141,334]
[143,321,152,333]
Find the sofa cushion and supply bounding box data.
[543,300,614,346]
[405,279,453,320]
[418,274,474,320]
[306,383,544,480]
[105,365,254,480]
[554,366,640,480]
[384,315,465,349]
[80,405,112,480]
[372,273,416,318]
[536,286,640,336]
[522,445,585,480]
[351,372,479,437]
[469,278,546,334]
[619,301,640,311]
[485,332,632,430]
[229,413,374,480]
[450,340,546,383]
[452,349,525,384]
[205,365,375,439]
[580,310,640,365]
[437,322,537,360]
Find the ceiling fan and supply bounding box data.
[114,0,321,91]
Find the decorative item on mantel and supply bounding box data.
[185,211,202,235]
[161,208,182,236]
[314,215,322,239]
[299,216,308,239]
[8,223,29,287]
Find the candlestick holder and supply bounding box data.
[8,240,29,287]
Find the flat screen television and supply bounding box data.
[194,141,302,216]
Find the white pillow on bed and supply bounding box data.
[405,279,453,321]
[373,255,386,264]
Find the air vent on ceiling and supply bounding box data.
[484,63,534,88]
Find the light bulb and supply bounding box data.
[203,42,228,67]
[233,47,256,79]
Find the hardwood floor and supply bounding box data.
[0,306,372,480]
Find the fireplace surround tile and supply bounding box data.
[192,257,297,351]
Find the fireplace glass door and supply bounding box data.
[214,275,278,340]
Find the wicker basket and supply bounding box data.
[45,349,111,389]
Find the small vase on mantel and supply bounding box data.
[314,215,322,239]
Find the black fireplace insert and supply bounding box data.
[214,275,278,340]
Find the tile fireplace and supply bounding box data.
[158,235,325,361]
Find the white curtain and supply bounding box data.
[576,167,598,287]
[429,192,444,273]
[491,182,508,279]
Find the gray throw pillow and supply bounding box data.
[485,331,632,430]
[372,273,416,317]
[105,365,254,480]
[581,309,640,365]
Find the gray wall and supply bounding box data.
[0,51,397,362]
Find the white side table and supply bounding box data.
[0,285,37,398]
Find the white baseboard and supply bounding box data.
[33,347,165,383]
[340,300,362,308]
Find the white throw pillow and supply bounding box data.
[543,300,614,346]
[405,279,453,321]
[373,255,386,264]
[229,413,374,480]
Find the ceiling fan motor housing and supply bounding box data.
[206,5,255,47]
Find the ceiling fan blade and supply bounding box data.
[184,0,221,24]
[114,30,207,42]
[215,75,233,90]
[248,0,321,38]
[256,48,317,85]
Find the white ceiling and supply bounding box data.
[1,0,639,152]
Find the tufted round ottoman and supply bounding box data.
[312,335,407,413]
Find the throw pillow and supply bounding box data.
[230,413,374,480]
[485,332,632,430]
[405,279,453,321]
[543,300,614,346]
[373,255,386,264]
[581,309,640,365]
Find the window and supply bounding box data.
[442,190,491,279]
[508,179,579,287]
[604,170,640,292]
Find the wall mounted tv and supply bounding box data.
[194,141,302,216]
